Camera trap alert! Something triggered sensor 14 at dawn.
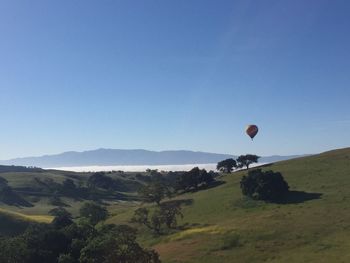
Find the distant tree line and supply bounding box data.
[30,172,143,207]
[0,165,43,173]
[217,154,260,173]
[138,167,219,204]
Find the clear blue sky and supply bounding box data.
[1,0,350,159]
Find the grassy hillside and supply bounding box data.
[0,168,144,216]
[0,208,53,236]
[0,208,53,223]
[107,147,350,263]
[1,148,349,262]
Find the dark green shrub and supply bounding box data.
[79,202,108,225]
[240,169,289,201]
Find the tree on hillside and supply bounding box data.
[52,215,74,229]
[21,224,71,263]
[236,154,260,170]
[131,208,151,229]
[0,176,8,187]
[62,179,76,191]
[79,224,160,263]
[79,202,109,225]
[49,191,66,206]
[50,207,74,229]
[159,202,183,229]
[176,167,200,191]
[0,236,30,263]
[199,169,215,185]
[131,203,183,234]
[59,179,80,198]
[240,169,289,201]
[138,181,171,205]
[49,207,72,218]
[176,167,215,192]
[216,159,237,173]
[87,172,115,190]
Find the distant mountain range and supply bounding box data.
[0,149,308,168]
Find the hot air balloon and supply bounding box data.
[246,125,258,140]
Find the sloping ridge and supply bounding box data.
[132,147,350,263]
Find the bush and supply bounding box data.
[79,202,108,225]
[240,169,289,202]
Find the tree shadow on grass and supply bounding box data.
[1,195,33,207]
[177,180,226,195]
[177,222,211,231]
[195,180,226,192]
[275,191,322,204]
[161,198,193,207]
[258,163,274,168]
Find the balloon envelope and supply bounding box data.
[246,125,258,139]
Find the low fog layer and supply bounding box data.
[49,163,266,172]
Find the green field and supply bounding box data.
[106,147,350,263]
[1,148,350,262]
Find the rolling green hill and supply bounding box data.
[106,147,350,263]
[1,148,350,262]
[0,167,143,217]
